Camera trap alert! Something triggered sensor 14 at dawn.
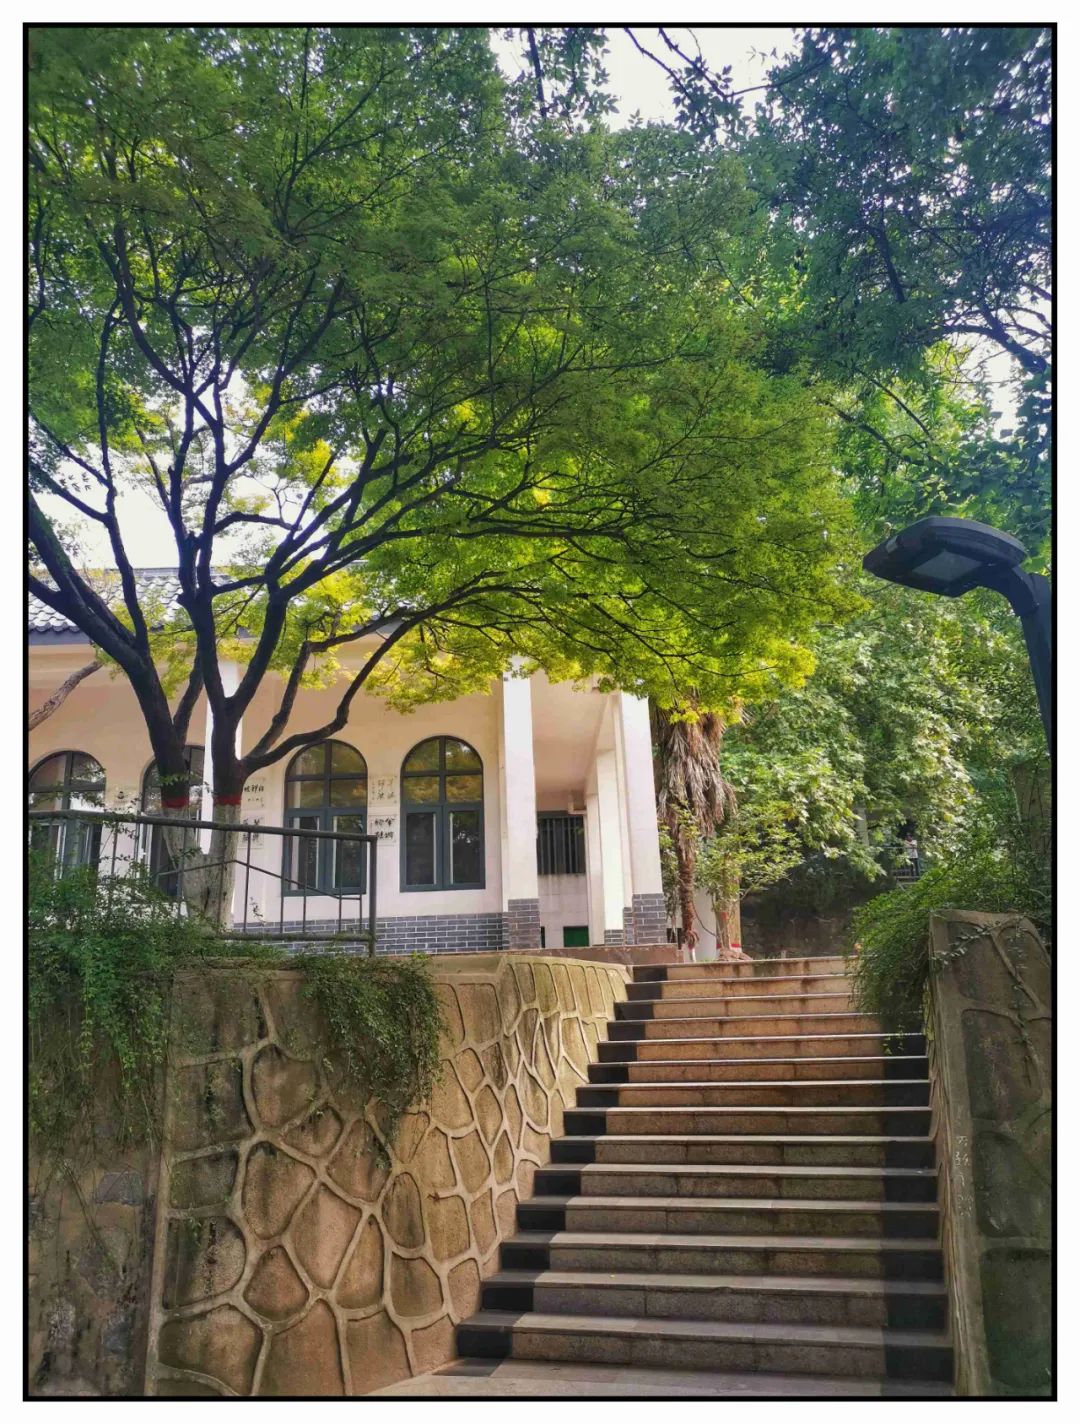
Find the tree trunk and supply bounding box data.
[159,751,244,932]
[714,895,748,961]
[676,837,698,953]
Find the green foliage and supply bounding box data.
[695,795,805,910]
[27,852,264,1155]
[748,27,1051,556]
[29,25,858,817]
[848,785,1051,1028]
[294,953,443,1133]
[719,577,1042,902]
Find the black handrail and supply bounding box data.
[27,808,379,954]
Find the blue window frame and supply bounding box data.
[400,737,484,891]
[283,740,367,894]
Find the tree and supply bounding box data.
[502,25,1051,932]
[505,27,1052,555]
[752,28,1051,382]
[747,27,1052,558]
[715,576,1044,923]
[29,26,855,921]
[652,704,734,954]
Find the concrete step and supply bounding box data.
[501,1229,945,1281]
[382,1357,952,1396]
[534,1161,938,1203]
[646,955,850,981]
[517,1194,939,1239]
[616,992,855,1020]
[576,1079,930,1110]
[607,1012,882,1041]
[551,1134,936,1170]
[565,1104,933,1138]
[598,1031,924,1062]
[480,1268,948,1330]
[626,973,850,1001]
[589,1055,929,1084]
[458,1310,953,1381]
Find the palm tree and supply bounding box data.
[652,702,739,955]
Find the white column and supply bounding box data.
[594,747,626,940]
[616,693,663,896]
[612,702,636,916]
[584,790,605,946]
[498,670,539,945]
[616,692,666,944]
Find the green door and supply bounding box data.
[562,925,590,948]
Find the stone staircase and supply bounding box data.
[452,954,953,1396]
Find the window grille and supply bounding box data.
[537,814,586,876]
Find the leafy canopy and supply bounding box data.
[29,25,855,796]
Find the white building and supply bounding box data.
[28,575,669,955]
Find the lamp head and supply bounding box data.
[863,516,1028,597]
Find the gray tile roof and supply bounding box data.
[29,569,184,636]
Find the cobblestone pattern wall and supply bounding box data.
[28,1126,160,1396]
[145,955,629,1397]
[928,911,1051,1397]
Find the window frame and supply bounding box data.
[28,748,107,870]
[400,736,485,892]
[282,740,368,896]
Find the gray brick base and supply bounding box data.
[507,897,541,949]
[631,892,669,946]
[604,927,625,946]
[622,904,635,946]
[270,912,507,954]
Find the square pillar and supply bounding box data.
[584,790,605,946]
[594,747,627,944]
[498,670,540,947]
[616,692,667,945]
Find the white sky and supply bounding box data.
[35,25,1022,569]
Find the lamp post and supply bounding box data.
[863,516,1052,748]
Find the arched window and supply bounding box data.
[401,737,484,890]
[28,750,106,869]
[283,741,367,893]
[141,746,204,897]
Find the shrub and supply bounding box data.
[848,790,1050,1028]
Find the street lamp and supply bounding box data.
[863,516,1052,747]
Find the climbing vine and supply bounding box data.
[27,852,265,1160]
[292,952,444,1138]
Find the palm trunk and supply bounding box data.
[676,836,697,951]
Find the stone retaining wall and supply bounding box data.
[927,911,1051,1397]
[144,954,630,1396]
[28,1110,159,1396]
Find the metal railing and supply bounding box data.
[28,808,379,953]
